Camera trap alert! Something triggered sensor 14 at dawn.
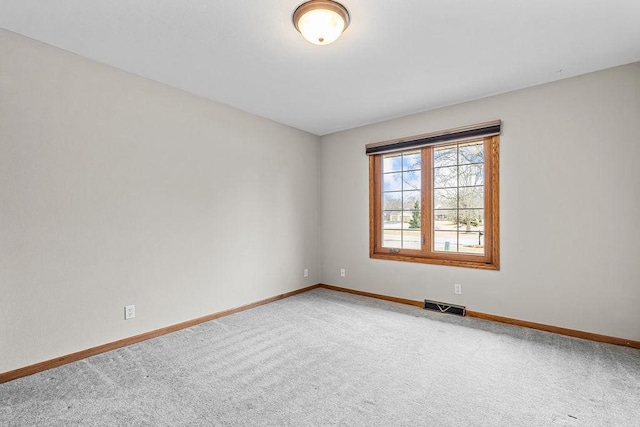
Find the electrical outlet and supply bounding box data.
[303,268,309,278]
[454,284,462,295]
[125,304,135,320]
[340,268,346,278]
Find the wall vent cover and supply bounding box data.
[424,299,466,316]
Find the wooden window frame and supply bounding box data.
[369,135,500,270]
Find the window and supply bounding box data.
[368,121,500,270]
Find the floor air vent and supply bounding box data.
[424,299,466,316]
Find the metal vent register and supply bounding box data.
[423,299,466,316]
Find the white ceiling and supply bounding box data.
[1,0,639,136]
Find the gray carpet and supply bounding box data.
[1,288,639,426]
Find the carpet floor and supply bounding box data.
[1,288,639,426]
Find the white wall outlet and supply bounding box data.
[340,268,346,277]
[303,268,309,278]
[454,284,462,295]
[124,304,135,320]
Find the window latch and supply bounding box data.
[422,235,426,245]
[390,248,400,254]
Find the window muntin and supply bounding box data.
[370,136,499,270]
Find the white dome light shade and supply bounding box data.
[293,1,350,45]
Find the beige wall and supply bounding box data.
[320,62,640,341]
[0,30,320,373]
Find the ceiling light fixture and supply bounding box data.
[293,0,350,46]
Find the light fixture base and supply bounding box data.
[293,0,350,45]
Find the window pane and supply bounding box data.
[458,236,484,253]
[458,237,485,254]
[383,210,404,249]
[458,209,485,255]
[434,166,457,188]
[459,142,484,164]
[434,230,458,252]
[433,209,457,228]
[383,154,402,173]
[403,170,421,191]
[433,146,457,167]
[402,190,421,210]
[458,209,484,230]
[384,210,403,228]
[403,229,421,250]
[459,186,484,209]
[402,152,421,171]
[383,172,403,191]
[382,230,402,248]
[406,204,421,230]
[383,192,402,210]
[431,142,486,256]
[434,188,457,209]
[433,209,457,251]
[381,149,423,251]
[458,164,484,186]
